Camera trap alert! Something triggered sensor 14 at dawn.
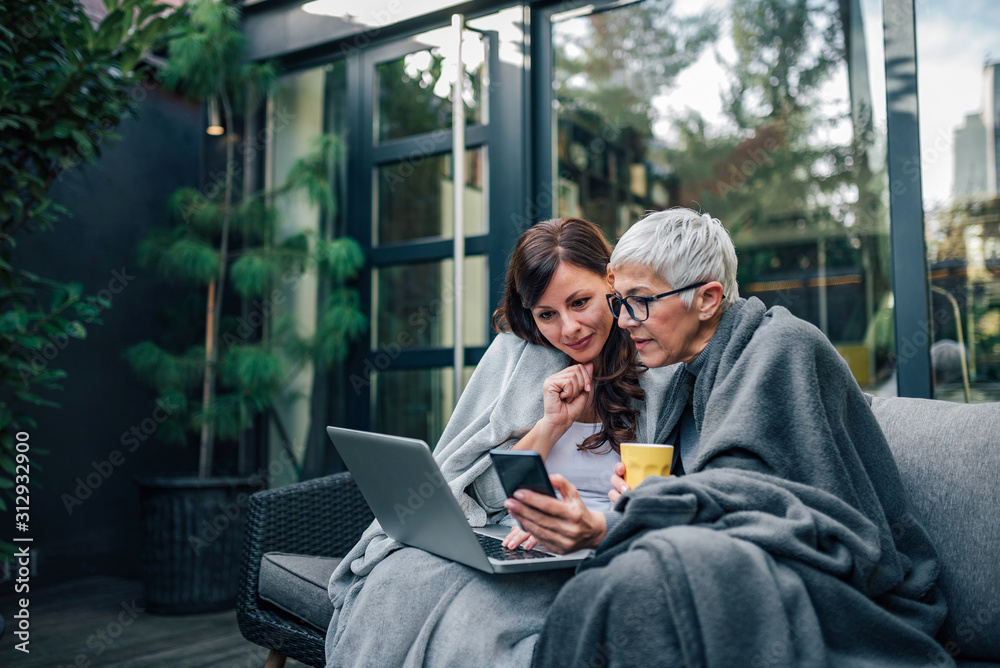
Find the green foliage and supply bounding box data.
[167,187,221,237]
[233,197,276,244]
[316,289,368,366]
[282,135,343,214]
[230,250,284,298]
[0,0,180,237]
[0,0,177,560]
[219,346,285,396]
[316,238,365,284]
[159,0,242,102]
[122,342,204,391]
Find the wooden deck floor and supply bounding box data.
[0,575,305,667]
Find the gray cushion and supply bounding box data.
[871,397,1000,661]
[259,552,341,631]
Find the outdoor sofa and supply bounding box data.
[236,395,1000,667]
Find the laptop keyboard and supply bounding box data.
[476,533,555,560]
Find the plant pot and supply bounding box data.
[135,475,260,614]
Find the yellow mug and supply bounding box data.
[620,443,675,489]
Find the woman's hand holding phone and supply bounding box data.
[490,449,556,551]
[504,475,607,553]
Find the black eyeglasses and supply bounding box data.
[606,282,709,322]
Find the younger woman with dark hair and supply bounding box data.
[492,217,643,549]
[494,216,642,453]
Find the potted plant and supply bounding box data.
[123,0,366,613]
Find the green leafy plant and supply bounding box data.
[123,0,366,479]
[0,0,178,558]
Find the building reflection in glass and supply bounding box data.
[918,0,1000,402]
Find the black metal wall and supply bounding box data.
[11,85,203,585]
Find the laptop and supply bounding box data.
[326,426,593,574]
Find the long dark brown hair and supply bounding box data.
[492,218,643,453]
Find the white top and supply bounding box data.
[545,421,620,512]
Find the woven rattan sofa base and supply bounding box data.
[237,472,374,667]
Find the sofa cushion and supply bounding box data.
[870,396,1000,661]
[259,552,341,632]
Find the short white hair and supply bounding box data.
[610,208,739,310]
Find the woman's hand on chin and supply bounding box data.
[513,363,594,456]
[541,362,594,430]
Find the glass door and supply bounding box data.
[345,9,526,446]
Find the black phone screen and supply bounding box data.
[489,450,556,498]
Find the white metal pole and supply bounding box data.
[452,14,466,406]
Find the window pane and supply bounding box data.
[269,62,348,486]
[916,1,1000,402]
[372,255,488,348]
[376,29,485,142]
[373,366,475,446]
[376,148,486,244]
[552,0,894,391]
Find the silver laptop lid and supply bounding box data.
[327,426,494,572]
[326,426,591,574]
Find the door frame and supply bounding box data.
[341,17,527,432]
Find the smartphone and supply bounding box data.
[489,449,557,498]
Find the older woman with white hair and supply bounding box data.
[507,208,949,667]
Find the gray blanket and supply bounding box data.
[326,332,674,666]
[534,298,950,667]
